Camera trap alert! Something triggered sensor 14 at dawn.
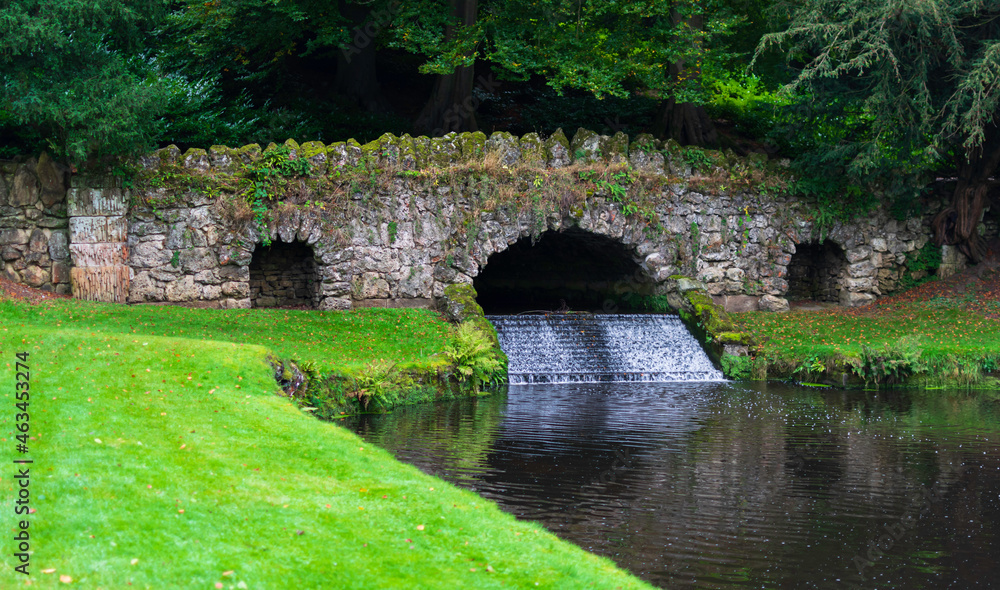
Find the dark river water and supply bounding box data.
[344,382,1000,589]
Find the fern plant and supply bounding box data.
[443,322,505,391]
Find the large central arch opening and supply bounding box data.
[474,228,651,314]
[249,240,318,308]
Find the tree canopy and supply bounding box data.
[756,0,1000,260]
[0,0,168,163]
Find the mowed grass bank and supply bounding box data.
[0,297,453,374]
[0,317,653,588]
[732,296,1000,388]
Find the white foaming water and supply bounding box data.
[488,314,725,384]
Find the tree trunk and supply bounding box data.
[334,1,392,114]
[653,9,718,147]
[932,128,1000,263]
[654,97,719,147]
[414,0,479,136]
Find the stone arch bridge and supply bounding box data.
[0,129,965,312]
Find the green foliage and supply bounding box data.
[169,251,180,268]
[720,354,753,380]
[756,0,1000,219]
[242,144,311,244]
[895,243,943,293]
[387,221,398,244]
[349,360,404,411]
[704,72,788,139]
[682,147,714,172]
[620,293,673,314]
[0,0,169,163]
[442,321,505,391]
[853,337,926,387]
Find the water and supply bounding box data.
[488,314,724,383]
[345,383,1000,588]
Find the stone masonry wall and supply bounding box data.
[1,129,970,311]
[0,154,71,293]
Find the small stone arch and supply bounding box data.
[249,240,319,308]
[785,240,847,303]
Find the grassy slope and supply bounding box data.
[0,309,653,588]
[0,298,453,373]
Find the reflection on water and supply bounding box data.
[345,382,1000,588]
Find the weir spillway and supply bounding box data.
[487,314,725,384]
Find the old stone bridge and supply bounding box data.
[0,129,970,313]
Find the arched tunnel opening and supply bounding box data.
[249,240,318,308]
[473,228,654,314]
[785,240,846,303]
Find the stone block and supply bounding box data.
[180,248,218,273]
[182,148,210,172]
[518,133,545,166]
[697,266,725,283]
[1,245,21,261]
[723,295,760,313]
[9,167,39,207]
[485,132,520,167]
[759,294,790,312]
[69,216,127,243]
[74,243,129,267]
[28,229,47,253]
[848,260,877,278]
[0,228,30,245]
[165,275,200,301]
[841,291,876,307]
[67,187,127,216]
[51,261,71,284]
[35,152,66,208]
[22,265,47,287]
[48,230,69,260]
[570,128,601,164]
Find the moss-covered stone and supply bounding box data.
[600,131,629,164]
[300,141,328,176]
[411,136,432,167]
[398,134,424,170]
[235,143,261,165]
[208,145,238,173]
[545,128,572,168]
[570,128,601,164]
[519,132,545,166]
[182,148,209,172]
[429,133,461,167]
[629,134,665,173]
[459,131,488,162]
[155,145,182,166]
[283,138,301,159]
[486,131,520,167]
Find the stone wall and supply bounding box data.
[0,154,71,293]
[1,129,977,312]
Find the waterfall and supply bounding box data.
[488,314,725,384]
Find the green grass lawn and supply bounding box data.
[733,301,1000,360]
[0,298,453,373]
[0,301,654,589]
[732,297,1000,385]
